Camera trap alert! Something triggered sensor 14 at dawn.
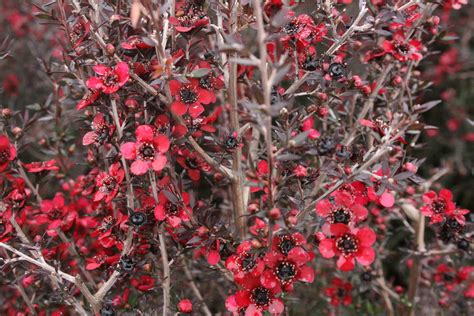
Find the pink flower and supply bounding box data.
[86,62,129,94]
[120,125,170,175]
[421,189,469,225]
[319,224,376,271]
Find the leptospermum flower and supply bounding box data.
[227,282,285,315]
[260,248,315,292]
[0,135,16,172]
[120,125,170,175]
[86,62,129,94]
[319,223,376,271]
[94,162,124,203]
[153,191,191,228]
[82,113,115,146]
[169,78,215,118]
[421,189,469,225]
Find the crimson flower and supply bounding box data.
[0,135,16,172]
[271,232,307,256]
[260,248,315,292]
[154,191,191,228]
[86,62,129,94]
[324,277,353,306]
[70,18,90,49]
[94,162,124,203]
[83,113,115,146]
[130,275,156,291]
[421,189,469,225]
[120,125,170,175]
[225,241,265,282]
[227,284,284,315]
[169,78,215,118]
[169,3,209,33]
[319,224,376,271]
[176,148,211,181]
[35,193,77,237]
[316,190,368,226]
[23,159,59,173]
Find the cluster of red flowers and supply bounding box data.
[0,0,472,315]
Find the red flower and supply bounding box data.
[421,189,469,225]
[324,277,353,306]
[316,190,368,227]
[169,3,209,33]
[86,62,129,94]
[319,224,376,271]
[0,135,16,172]
[176,148,211,181]
[177,299,193,313]
[226,241,265,282]
[169,78,215,118]
[281,11,327,49]
[227,285,284,315]
[130,275,156,291]
[23,159,59,173]
[70,18,90,49]
[35,193,77,237]
[154,191,191,228]
[94,162,125,203]
[271,232,307,256]
[83,113,115,146]
[366,31,423,62]
[260,248,314,292]
[120,125,170,175]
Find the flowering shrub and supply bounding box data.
[0,0,472,315]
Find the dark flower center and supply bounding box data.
[185,157,199,169]
[336,234,359,255]
[240,253,256,272]
[129,212,146,226]
[179,87,199,104]
[283,21,299,35]
[251,287,271,307]
[166,202,179,215]
[100,305,115,316]
[199,75,215,90]
[330,208,352,224]
[431,199,447,214]
[139,143,155,160]
[0,149,10,164]
[0,222,5,234]
[329,63,345,79]
[443,273,454,282]
[103,71,119,87]
[278,235,296,255]
[224,136,238,150]
[336,288,346,298]
[275,261,297,283]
